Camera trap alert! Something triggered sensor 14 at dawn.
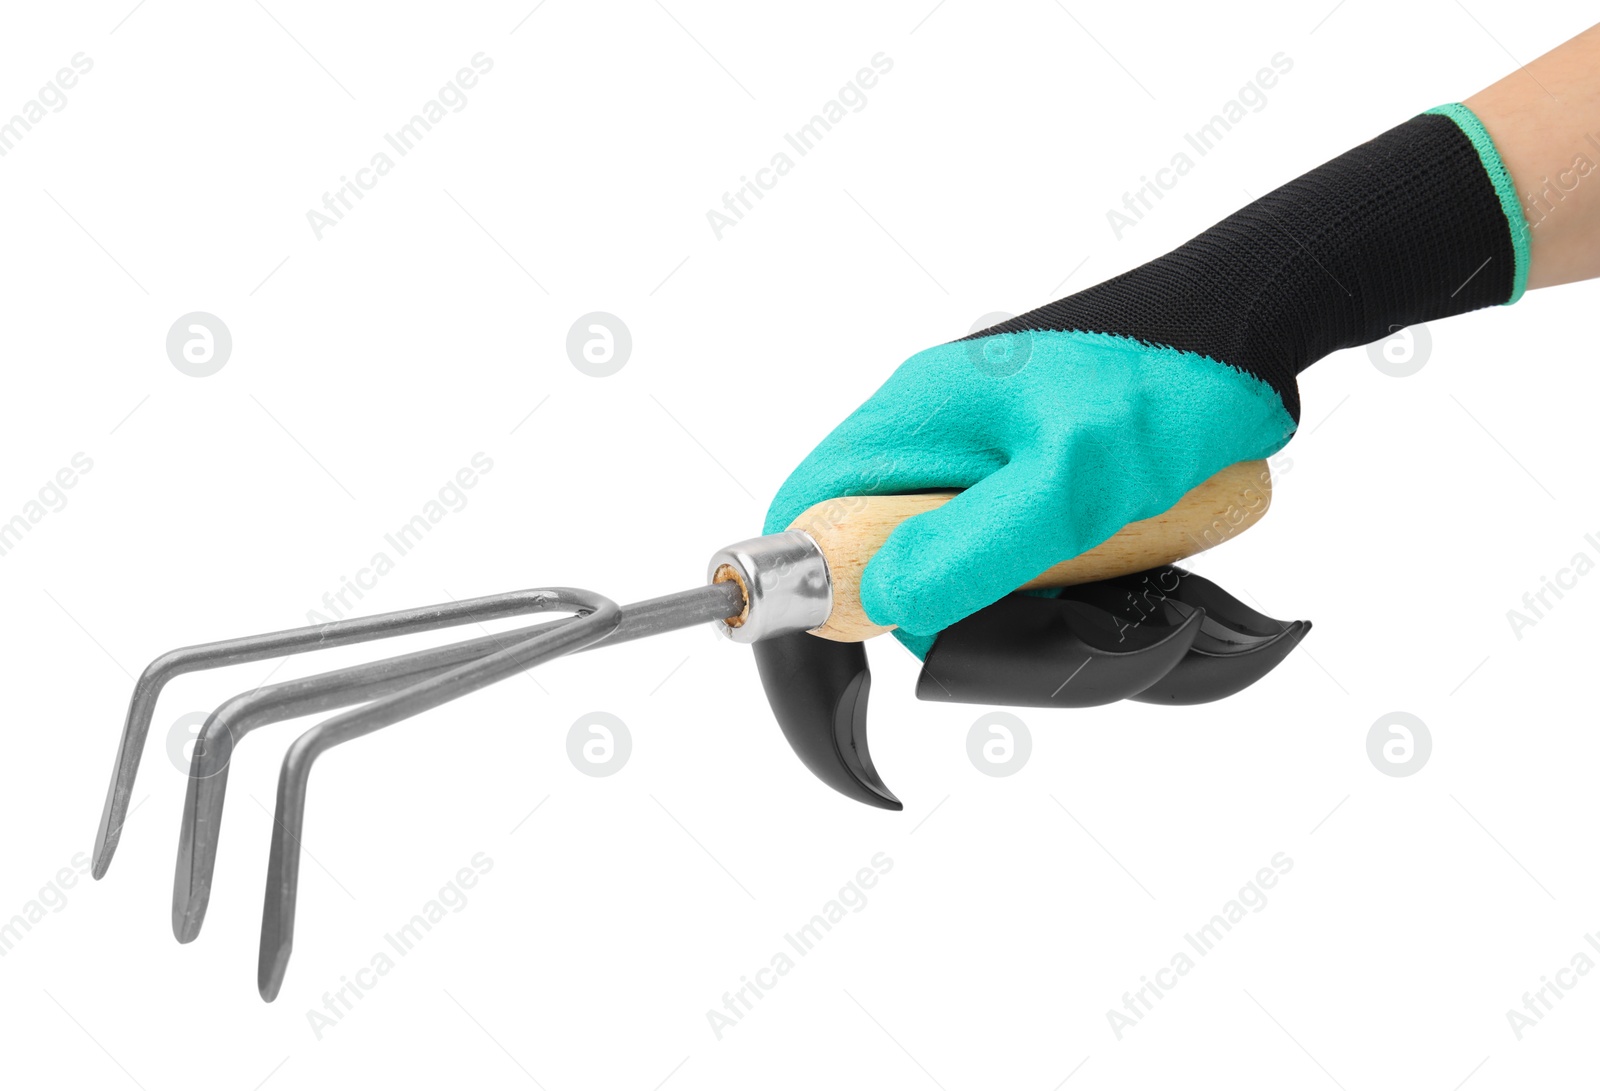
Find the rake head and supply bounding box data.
[93,584,733,1001]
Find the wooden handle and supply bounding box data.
[787,459,1274,642]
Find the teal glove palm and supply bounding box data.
[763,329,1296,656]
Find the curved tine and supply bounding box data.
[175,581,745,944]
[258,589,620,1002]
[174,627,540,943]
[93,588,594,879]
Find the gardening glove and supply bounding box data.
[765,104,1531,657]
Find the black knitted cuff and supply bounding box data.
[967,109,1529,422]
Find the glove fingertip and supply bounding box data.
[889,627,937,662]
[860,554,928,634]
[860,547,972,638]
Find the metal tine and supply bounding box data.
[174,582,745,943]
[174,628,541,944]
[94,588,626,880]
[258,588,621,1002]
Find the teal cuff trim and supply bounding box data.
[1426,103,1530,304]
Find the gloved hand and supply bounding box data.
[765,103,1530,656]
[763,330,1294,653]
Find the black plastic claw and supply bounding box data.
[751,631,902,810]
[1130,619,1308,704]
[1097,566,1287,637]
[751,567,1309,809]
[1087,567,1311,705]
[916,594,1205,707]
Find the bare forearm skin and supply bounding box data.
[1467,23,1600,289]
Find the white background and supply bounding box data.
[1,0,1596,1087]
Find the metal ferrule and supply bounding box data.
[707,531,832,644]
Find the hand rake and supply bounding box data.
[92,461,1307,1000]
